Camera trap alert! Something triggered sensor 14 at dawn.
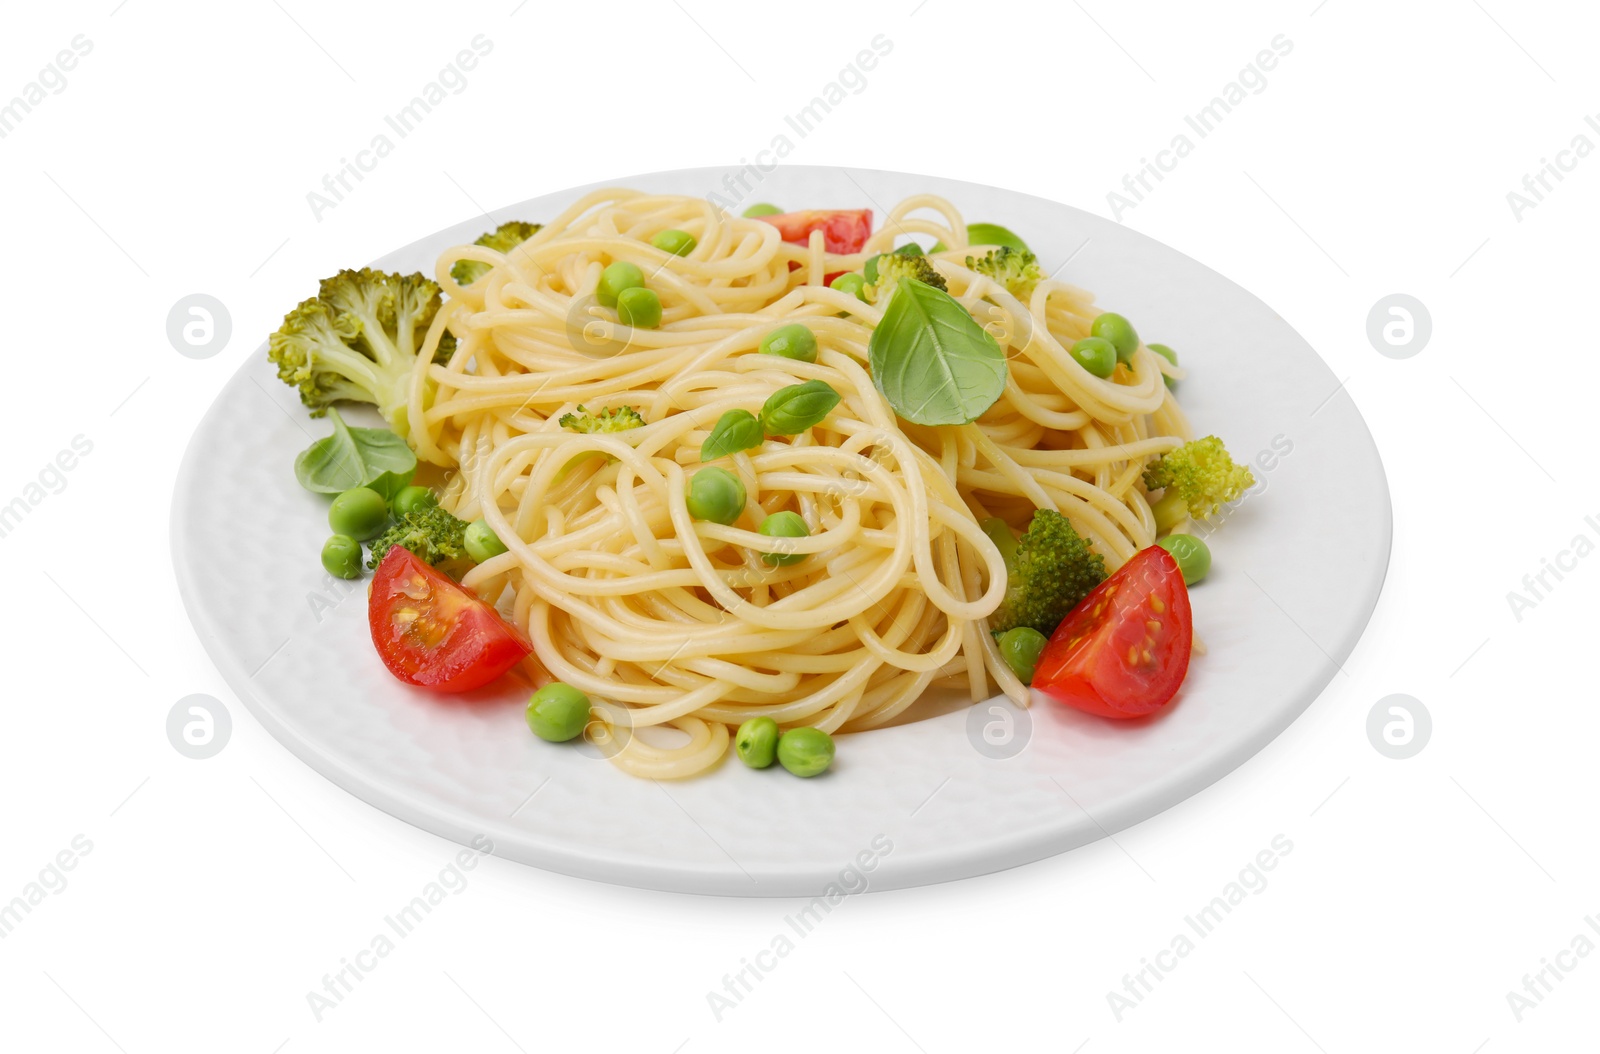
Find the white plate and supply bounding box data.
[171,166,1390,897]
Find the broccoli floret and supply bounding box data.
[268,267,449,436]
[863,243,925,283]
[558,404,646,433]
[367,505,470,570]
[451,220,543,285]
[967,247,1043,302]
[866,253,947,304]
[989,509,1107,636]
[1142,436,1255,520]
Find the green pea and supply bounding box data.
[1150,490,1189,533]
[686,467,746,525]
[321,534,363,579]
[617,286,662,329]
[829,272,868,302]
[757,511,810,566]
[1157,533,1211,585]
[651,229,697,256]
[328,487,388,541]
[1069,337,1117,378]
[998,626,1048,685]
[1091,312,1140,364]
[743,203,782,217]
[1148,343,1178,389]
[776,726,835,777]
[465,518,508,562]
[596,261,644,307]
[391,485,437,519]
[759,323,818,363]
[526,682,591,742]
[734,717,780,769]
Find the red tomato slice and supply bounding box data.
[1031,546,1192,720]
[756,209,873,254]
[369,546,530,693]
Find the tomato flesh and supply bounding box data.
[1031,546,1192,719]
[369,546,530,693]
[756,209,873,255]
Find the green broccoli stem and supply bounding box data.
[346,302,403,371]
[981,517,1018,575]
[373,372,415,437]
[311,341,383,396]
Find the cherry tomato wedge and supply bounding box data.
[1031,546,1192,719]
[755,209,873,255]
[369,546,530,693]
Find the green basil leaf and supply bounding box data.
[758,380,841,436]
[867,278,1007,425]
[965,222,1029,253]
[366,466,417,502]
[293,408,418,494]
[700,409,765,462]
[931,223,1029,255]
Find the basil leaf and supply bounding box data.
[758,380,841,436]
[867,278,1007,426]
[366,466,417,502]
[293,408,418,494]
[700,409,764,462]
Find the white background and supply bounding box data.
[1,0,1592,1050]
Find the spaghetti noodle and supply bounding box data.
[409,189,1190,778]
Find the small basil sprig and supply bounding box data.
[294,407,417,497]
[700,410,764,461]
[759,380,840,436]
[867,278,1006,426]
[698,381,843,461]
